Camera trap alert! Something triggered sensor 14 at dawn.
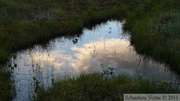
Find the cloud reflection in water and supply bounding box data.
[30,38,174,80]
[9,20,178,101]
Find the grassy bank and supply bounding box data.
[33,73,180,101]
[0,0,180,100]
[0,0,127,62]
[123,0,180,71]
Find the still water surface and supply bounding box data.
[8,20,179,101]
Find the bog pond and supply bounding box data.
[7,20,180,101]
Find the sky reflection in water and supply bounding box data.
[9,20,179,101]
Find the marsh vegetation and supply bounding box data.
[0,0,179,100]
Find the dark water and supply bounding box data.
[8,20,179,101]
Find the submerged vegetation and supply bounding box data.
[0,0,179,100]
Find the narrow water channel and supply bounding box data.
[7,20,179,101]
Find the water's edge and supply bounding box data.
[7,20,179,101]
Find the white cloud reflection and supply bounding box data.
[30,38,134,74]
[10,20,179,101]
[30,37,173,80]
